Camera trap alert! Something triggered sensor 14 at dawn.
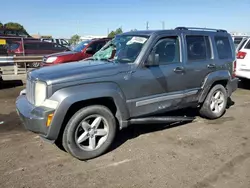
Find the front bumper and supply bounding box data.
[16,95,55,138]
[227,77,238,96]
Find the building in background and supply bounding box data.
[80,35,106,41]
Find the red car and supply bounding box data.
[42,38,111,66]
[8,40,69,56]
[7,40,69,67]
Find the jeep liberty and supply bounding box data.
[16,27,238,160]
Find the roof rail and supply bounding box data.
[175,27,227,33]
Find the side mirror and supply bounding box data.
[86,47,94,54]
[145,51,159,66]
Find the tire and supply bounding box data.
[199,84,228,119]
[29,62,40,68]
[62,105,117,160]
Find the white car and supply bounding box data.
[41,38,70,48]
[235,37,250,79]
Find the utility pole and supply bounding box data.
[146,21,149,30]
[162,21,165,30]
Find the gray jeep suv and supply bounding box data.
[16,27,238,160]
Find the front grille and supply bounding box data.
[26,78,35,105]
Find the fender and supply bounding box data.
[46,82,130,140]
[198,70,231,103]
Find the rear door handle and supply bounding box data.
[174,66,185,73]
[207,64,216,69]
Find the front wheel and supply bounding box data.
[199,84,228,119]
[62,105,117,160]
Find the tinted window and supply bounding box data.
[24,43,38,50]
[88,41,107,53]
[215,36,232,59]
[154,37,180,64]
[245,40,250,49]
[38,43,53,50]
[186,36,211,61]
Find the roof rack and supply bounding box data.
[175,27,227,33]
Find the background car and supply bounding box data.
[236,37,250,80]
[41,38,70,48]
[42,38,111,66]
[7,40,69,67]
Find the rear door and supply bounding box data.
[183,35,215,94]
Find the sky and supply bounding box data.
[1,0,250,38]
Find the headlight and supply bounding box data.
[46,57,57,63]
[35,81,47,106]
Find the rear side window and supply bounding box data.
[186,36,211,61]
[245,40,250,49]
[38,43,53,50]
[24,43,38,50]
[215,36,232,59]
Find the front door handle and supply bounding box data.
[174,66,185,73]
[207,64,216,69]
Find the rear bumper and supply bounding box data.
[236,69,250,79]
[16,95,55,140]
[227,78,238,96]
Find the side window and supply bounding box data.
[95,41,107,52]
[24,43,38,50]
[61,39,69,46]
[38,43,53,50]
[186,36,211,61]
[88,41,103,53]
[245,40,250,49]
[154,37,180,64]
[214,36,232,59]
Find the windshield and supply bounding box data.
[93,35,148,63]
[73,40,91,52]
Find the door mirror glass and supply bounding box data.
[145,51,159,66]
[86,47,94,54]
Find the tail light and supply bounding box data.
[237,51,247,59]
[232,60,236,78]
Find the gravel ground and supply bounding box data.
[0,82,250,188]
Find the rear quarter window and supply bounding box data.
[24,43,38,50]
[214,36,232,59]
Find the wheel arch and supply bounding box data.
[47,82,130,141]
[198,70,231,103]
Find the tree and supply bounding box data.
[4,22,26,30]
[69,34,81,45]
[130,29,137,32]
[108,27,123,38]
[0,22,3,27]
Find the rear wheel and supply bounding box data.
[199,84,227,119]
[62,105,117,160]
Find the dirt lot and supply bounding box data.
[1,82,250,188]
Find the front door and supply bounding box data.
[124,36,187,117]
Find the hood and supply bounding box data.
[45,50,77,58]
[30,60,131,85]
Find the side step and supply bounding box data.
[129,116,195,125]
